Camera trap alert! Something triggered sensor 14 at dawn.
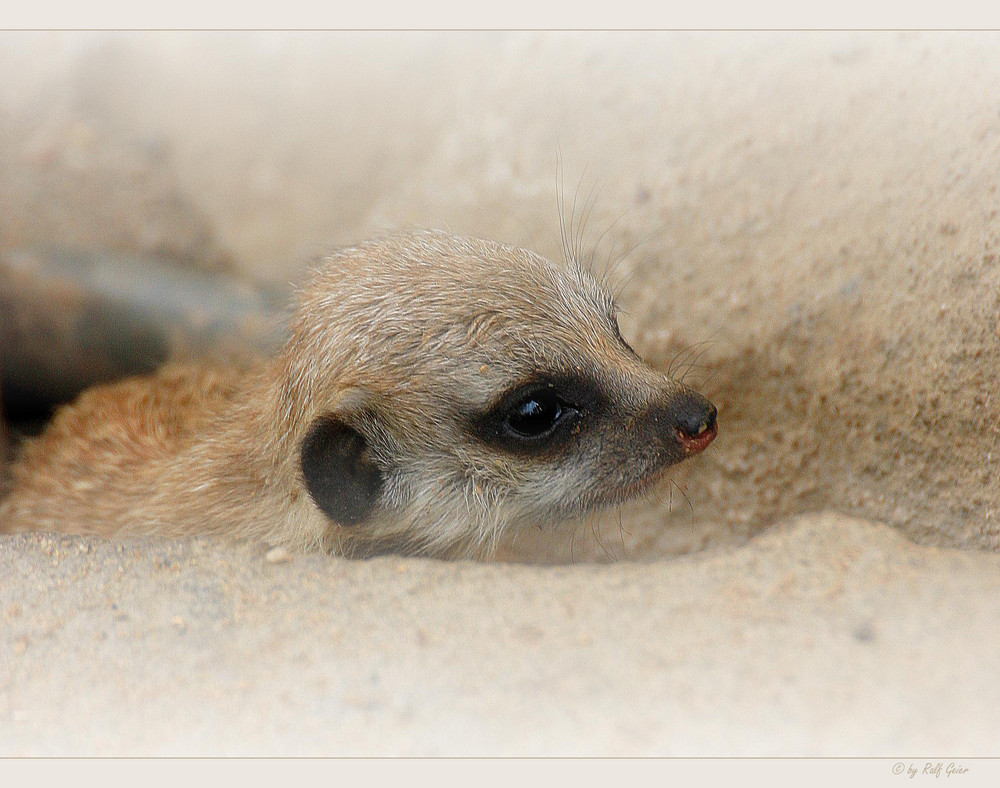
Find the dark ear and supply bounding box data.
[300,412,384,526]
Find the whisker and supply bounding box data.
[590,511,616,562]
[611,269,639,302]
[679,344,715,384]
[617,508,628,556]
[616,506,636,538]
[574,177,602,266]
[602,224,668,289]
[556,150,571,266]
[698,370,723,397]
[671,479,695,515]
[568,162,591,264]
[667,338,713,379]
[588,210,632,283]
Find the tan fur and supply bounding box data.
[0,232,715,557]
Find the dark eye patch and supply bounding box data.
[468,373,606,455]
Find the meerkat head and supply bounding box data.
[277,231,716,557]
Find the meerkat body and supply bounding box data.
[0,232,717,558]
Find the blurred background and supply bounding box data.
[2,31,999,561]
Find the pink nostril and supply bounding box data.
[677,421,717,455]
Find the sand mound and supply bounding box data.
[3,514,999,755]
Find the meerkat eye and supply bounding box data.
[469,376,596,452]
[505,388,577,439]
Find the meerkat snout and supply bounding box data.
[0,230,718,559]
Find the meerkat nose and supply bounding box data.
[669,392,718,455]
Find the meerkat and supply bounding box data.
[0,231,717,558]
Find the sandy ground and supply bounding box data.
[2,514,1000,756]
[1,31,1000,754]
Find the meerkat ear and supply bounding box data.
[300,391,384,527]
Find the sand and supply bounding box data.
[1,514,999,756]
[1,31,999,754]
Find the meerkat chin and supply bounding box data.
[0,231,717,558]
